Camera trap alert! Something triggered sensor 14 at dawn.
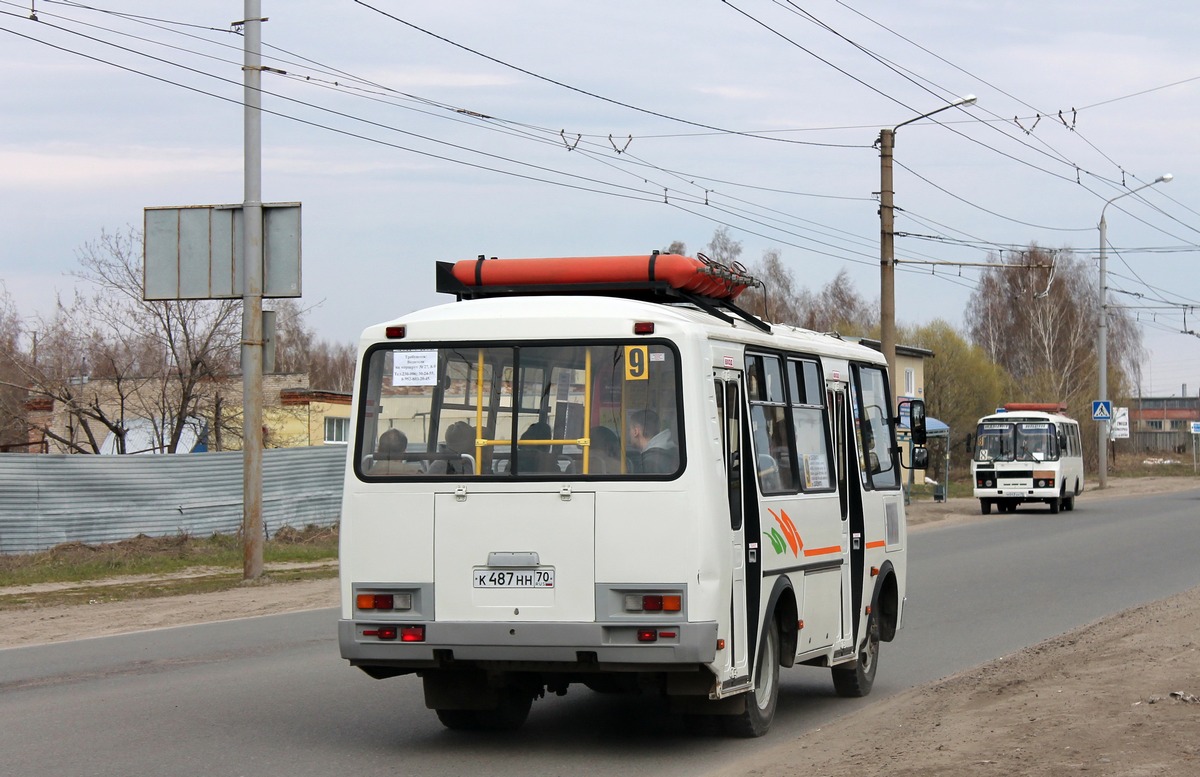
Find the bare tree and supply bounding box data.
[739,248,802,324]
[964,245,1144,463]
[662,240,687,256]
[0,286,29,449]
[307,339,357,393]
[265,299,355,392]
[0,228,242,453]
[799,269,878,336]
[705,226,743,266]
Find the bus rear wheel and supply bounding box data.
[723,618,780,738]
[980,499,992,515]
[435,689,532,732]
[832,610,879,698]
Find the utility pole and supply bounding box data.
[877,95,976,385]
[242,0,265,580]
[878,128,897,383]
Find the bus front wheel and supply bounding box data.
[980,499,992,515]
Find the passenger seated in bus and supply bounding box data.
[516,421,558,473]
[428,421,476,475]
[369,429,423,475]
[588,425,622,474]
[628,409,678,474]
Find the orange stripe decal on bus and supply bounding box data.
[865,540,886,550]
[802,545,842,557]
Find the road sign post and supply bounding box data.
[1192,421,1200,475]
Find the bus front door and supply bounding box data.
[831,385,857,655]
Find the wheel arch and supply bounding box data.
[872,560,900,642]
[764,575,798,668]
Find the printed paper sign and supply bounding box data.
[393,350,438,386]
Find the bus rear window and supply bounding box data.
[355,342,682,479]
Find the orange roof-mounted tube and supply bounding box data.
[449,253,754,302]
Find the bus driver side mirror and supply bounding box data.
[902,399,927,446]
[899,398,929,470]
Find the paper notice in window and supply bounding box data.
[393,350,438,386]
[803,454,830,490]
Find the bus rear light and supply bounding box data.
[633,322,655,335]
[384,325,406,339]
[637,629,658,642]
[400,625,426,642]
[658,631,677,639]
[355,592,413,611]
[624,593,683,613]
[364,626,398,640]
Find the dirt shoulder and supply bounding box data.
[2,477,1198,776]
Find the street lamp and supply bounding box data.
[1097,172,1173,488]
[878,95,977,383]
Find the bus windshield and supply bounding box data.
[975,421,1061,462]
[355,341,681,479]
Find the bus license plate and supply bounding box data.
[473,568,555,589]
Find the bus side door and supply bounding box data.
[715,370,752,684]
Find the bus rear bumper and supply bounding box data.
[339,619,719,667]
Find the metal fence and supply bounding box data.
[0,446,347,554]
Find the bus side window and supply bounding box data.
[852,364,900,490]
[746,354,795,495]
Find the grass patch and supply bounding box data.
[0,523,339,589]
[0,565,336,611]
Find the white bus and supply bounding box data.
[972,403,1085,515]
[338,254,928,736]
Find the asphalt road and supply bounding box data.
[2,486,1197,777]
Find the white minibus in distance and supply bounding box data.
[338,253,928,736]
[972,403,1085,515]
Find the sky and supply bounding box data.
[2,0,1199,397]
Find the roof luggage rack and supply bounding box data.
[435,252,772,333]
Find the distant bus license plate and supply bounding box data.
[473,568,555,588]
[1003,490,1025,496]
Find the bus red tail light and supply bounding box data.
[637,629,658,642]
[400,625,426,642]
[364,626,398,640]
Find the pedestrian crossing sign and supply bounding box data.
[1092,400,1112,421]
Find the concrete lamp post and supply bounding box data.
[1097,172,1173,488]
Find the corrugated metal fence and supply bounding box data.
[0,446,347,554]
